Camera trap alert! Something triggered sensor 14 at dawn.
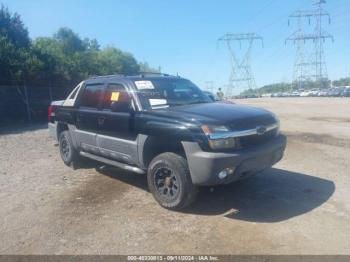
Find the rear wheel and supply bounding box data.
[147,152,198,210]
[59,130,80,167]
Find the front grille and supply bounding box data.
[239,128,278,149]
[228,114,276,131]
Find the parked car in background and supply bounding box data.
[328,88,344,97]
[242,87,350,99]
[300,90,312,97]
[291,91,300,97]
[341,87,350,97]
[317,89,329,97]
[308,89,320,96]
[272,92,282,97]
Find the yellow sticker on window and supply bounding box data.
[110,92,120,101]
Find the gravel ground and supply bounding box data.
[0,97,349,254]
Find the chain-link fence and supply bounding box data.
[0,83,73,126]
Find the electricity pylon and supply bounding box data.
[286,0,333,89]
[218,33,263,97]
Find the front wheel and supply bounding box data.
[147,152,198,210]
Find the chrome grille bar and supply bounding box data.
[208,122,279,140]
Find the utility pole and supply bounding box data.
[218,33,263,98]
[286,0,333,89]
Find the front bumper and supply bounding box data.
[182,135,287,186]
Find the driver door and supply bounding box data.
[96,82,138,164]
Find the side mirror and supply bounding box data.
[208,94,215,101]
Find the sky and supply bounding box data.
[2,0,350,93]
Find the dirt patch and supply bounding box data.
[68,169,131,207]
[58,165,149,220]
[308,117,350,123]
[286,131,350,148]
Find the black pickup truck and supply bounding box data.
[48,73,286,210]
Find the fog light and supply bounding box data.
[218,170,228,179]
[218,167,236,180]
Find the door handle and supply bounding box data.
[98,116,106,125]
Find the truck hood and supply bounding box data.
[146,102,277,130]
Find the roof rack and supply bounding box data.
[87,72,180,80]
[136,72,172,77]
[88,74,124,79]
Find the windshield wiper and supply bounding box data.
[165,103,182,107]
[166,100,210,107]
[187,100,211,105]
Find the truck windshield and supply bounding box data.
[135,78,212,109]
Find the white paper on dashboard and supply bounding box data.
[149,99,167,106]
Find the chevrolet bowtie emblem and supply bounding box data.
[256,126,267,135]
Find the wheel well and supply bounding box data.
[57,122,68,138]
[142,136,186,169]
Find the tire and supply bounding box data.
[147,152,198,210]
[59,130,80,167]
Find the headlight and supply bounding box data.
[201,125,238,150]
[201,125,229,134]
[208,137,237,150]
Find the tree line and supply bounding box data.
[0,5,157,87]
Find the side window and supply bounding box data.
[79,84,104,108]
[102,83,131,112]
